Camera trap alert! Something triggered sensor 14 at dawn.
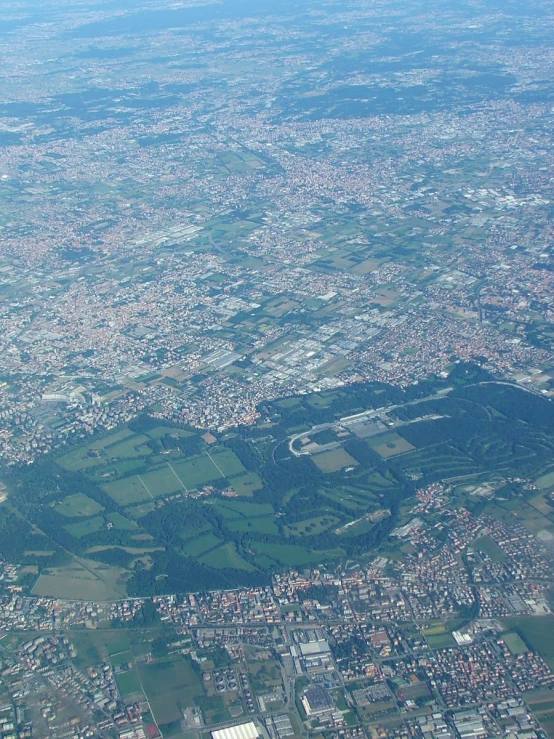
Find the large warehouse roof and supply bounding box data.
[212,722,259,739]
[299,640,331,656]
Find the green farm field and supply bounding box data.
[230,471,263,496]
[200,542,255,571]
[138,657,205,726]
[501,631,528,655]
[252,542,344,567]
[504,616,554,669]
[526,689,554,739]
[182,532,223,557]
[116,669,143,698]
[55,493,104,518]
[65,516,105,538]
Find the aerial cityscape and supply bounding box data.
[0,0,553,738]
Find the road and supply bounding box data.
[288,387,452,456]
[287,379,547,457]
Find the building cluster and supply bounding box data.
[1,0,554,464]
[0,496,551,738]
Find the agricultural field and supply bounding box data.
[529,492,554,516]
[504,616,554,669]
[525,689,554,739]
[32,561,128,601]
[535,469,554,490]
[55,493,104,518]
[213,500,275,518]
[200,542,255,571]
[483,500,554,537]
[116,669,143,698]
[182,532,222,557]
[230,472,263,496]
[106,512,138,530]
[138,656,205,726]
[252,542,344,567]
[102,475,153,506]
[501,631,528,655]
[228,516,279,536]
[65,516,106,538]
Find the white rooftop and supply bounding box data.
[212,722,259,739]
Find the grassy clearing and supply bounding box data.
[182,533,223,557]
[472,535,507,562]
[322,488,366,511]
[103,476,152,506]
[526,689,554,739]
[32,568,124,601]
[86,545,162,555]
[252,542,344,567]
[370,432,415,458]
[69,632,104,667]
[170,454,223,488]
[106,512,138,530]
[214,499,274,518]
[139,465,183,497]
[529,492,554,516]
[56,448,104,471]
[504,616,554,669]
[286,515,339,536]
[138,657,204,725]
[306,392,339,409]
[422,621,446,636]
[312,448,358,473]
[200,543,255,571]
[65,516,105,538]
[58,429,151,472]
[425,633,456,649]
[229,471,263,496]
[501,631,528,655]
[208,448,246,477]
[227,516,279,536]
[145,425,194,440]
[126,502,156,519]
[116,669,143,697]
[103,434,150,459]
[536,470,554,489]
[55,493,105,518]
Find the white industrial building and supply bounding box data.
[212,722,260,739]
